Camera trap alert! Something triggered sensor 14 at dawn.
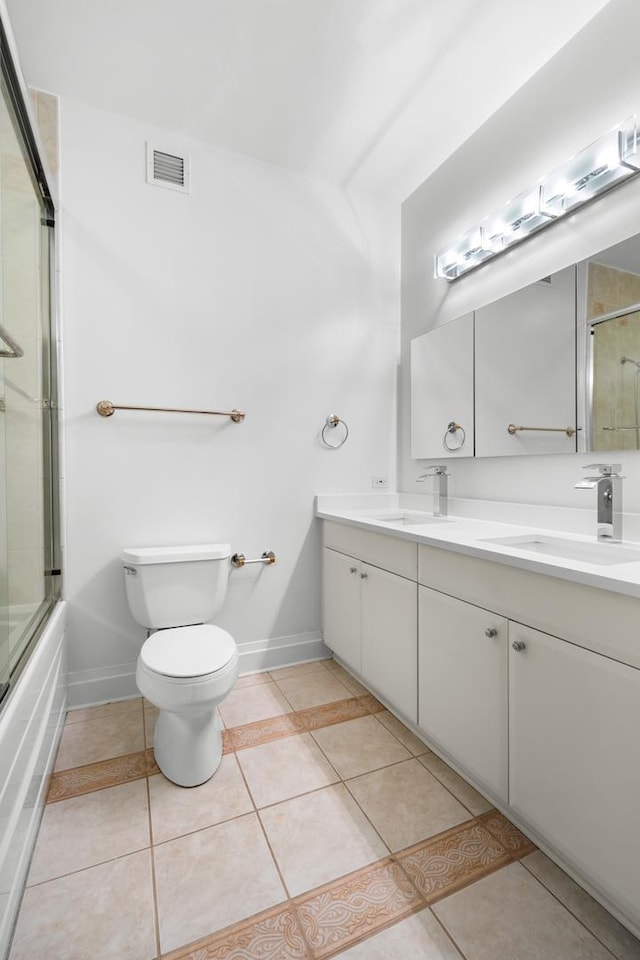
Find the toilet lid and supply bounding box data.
[140,625,236,678]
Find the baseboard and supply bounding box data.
[236,631,330,674]
[67,631,331,707]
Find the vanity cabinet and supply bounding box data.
[509,622,640,924]
[322,522,418,722]
[321,520,640,934]
[418,586,508,801]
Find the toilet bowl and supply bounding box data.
[137,624,238,787]
[122,543,238,787]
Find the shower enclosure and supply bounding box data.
[0,22,59,707]
[589,305,640,450]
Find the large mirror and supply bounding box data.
[410,232,640,458]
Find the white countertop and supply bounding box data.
[316,493,640,600]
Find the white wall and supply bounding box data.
[400,0,640,509]
[59,98,399,705]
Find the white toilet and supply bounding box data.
[122,542,239,787]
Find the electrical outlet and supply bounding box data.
[371,476,389,489]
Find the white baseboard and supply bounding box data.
[67,631,331,708]
[237,631,330,674]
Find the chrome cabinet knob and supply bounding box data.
[349,567,357,574]
[485,627,498,638]
[360,572,368,579]
[512,640,526,652]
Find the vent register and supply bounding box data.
[146,143,190,193]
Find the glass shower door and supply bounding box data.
[0,69,57,701]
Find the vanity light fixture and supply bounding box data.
[435,116,640,281]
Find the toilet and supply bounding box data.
[122,543,239,787]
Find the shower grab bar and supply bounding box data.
[231,551,276,568]
[507,423,578,437]
[0,323,24,359]
[96,400,245,422]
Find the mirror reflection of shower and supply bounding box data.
[589,298,640,451]
[620,355,640,449]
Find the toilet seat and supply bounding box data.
[140,624,236,679]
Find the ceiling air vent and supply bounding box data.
[146,143,190,194]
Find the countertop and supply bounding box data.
[316,493,640,600]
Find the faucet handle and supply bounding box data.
[420,464,449,475]
[582,463,622,476]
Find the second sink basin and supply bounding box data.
[481,533,640,566]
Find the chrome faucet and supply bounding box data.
[574,463,624,542]
[417,465,449,517]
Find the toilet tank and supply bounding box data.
[122,543,231,629]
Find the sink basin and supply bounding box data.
[365,511,451,526]
[481,534,640,566]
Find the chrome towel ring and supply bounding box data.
[443,421,466,451]
[322,415,349,448]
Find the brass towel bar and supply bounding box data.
[96,400,245,422]
[507,423,577,438]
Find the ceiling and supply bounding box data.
[6,0,612,201]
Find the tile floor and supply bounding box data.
[9,658,640,960]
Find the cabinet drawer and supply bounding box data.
[418,544,640,669]
[324,521,417,580]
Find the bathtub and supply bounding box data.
[0,602,66,959]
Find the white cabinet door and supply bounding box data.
[410,313,474,459]
[361,563,417,723]
[322,548,361,672]
[475,265,576,456]
[418,586,508,801]
[509,623,640,927]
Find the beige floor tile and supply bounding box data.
[377,710,431,755]
[235,671,273,688]
[323,661,370,696]
[296,859,422,957]
[65,697,143,725]
[274,671,353,710]
[10,850,157,960]
[335,908,463,959]
[433,861,615,960]
[269,660,331,681]
[311,715,411,778]
[259,783,388,896]
[154,812,285,953]
[28,779,150,885]
[346,759,470,852]
[419,753,493,816]
[54,710,145,770]
[523,851,640,959]
[149,754,254,844]
[237,732,339,808]
[218,681,294,727]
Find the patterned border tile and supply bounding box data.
[46,751,148,803]
[294,859,423,959]
[397,821,512,903]
[478,810,538,858]
[161,902,309,960]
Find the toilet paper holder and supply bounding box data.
[231,551,276,568]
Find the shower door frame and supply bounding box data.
[0,16,60,705]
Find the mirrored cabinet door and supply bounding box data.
[410,312,474,459]
[474,266,577,457]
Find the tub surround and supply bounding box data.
[318,496,640,939]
